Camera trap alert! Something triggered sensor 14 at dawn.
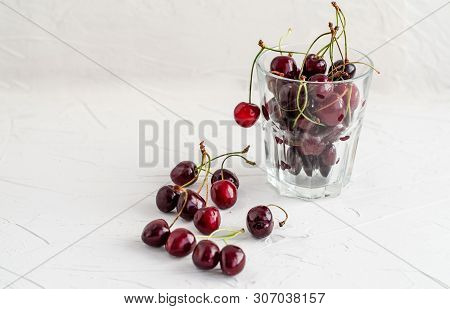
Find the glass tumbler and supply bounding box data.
[256,46,374,199]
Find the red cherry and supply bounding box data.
[302,54,327,77]
[329,60,356,80]
[176,189,206,221]
[334,83,361,112]
[141,219,170,247]
[193,206,221,235]
[211,180,238,209]
[234,102,260,128]
[270,55,298,79]
[220,245,246,276]
[314,93,345,126]
[155,185,182,213]
[308,74,333,100]
[170,161,197,186]
[246,206,274,238]
[165,228,196,257]
[211,169,239,189]
[192,240,220,270]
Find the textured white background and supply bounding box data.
[1,0,450,289]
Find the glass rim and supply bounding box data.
[256,45,374,84]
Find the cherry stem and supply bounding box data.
[278,28,293,55]
[328,61,380,78]
[200,228,245,241]
[298,31,331,78]
[220,154,256,180]
[197,152,211,194]
[267,204,289,227]
[334,3,348,61]
[317,3,346,58]
[181,142,207,188]
[263,46,307,55]
[249,44,265,104]
[196,145,250,170]
[169,188,188,229]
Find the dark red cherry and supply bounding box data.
[192,240,220,270]
[176,189,206,221]
[314,93,345,126]
[246,205,274,238]
[170,161,197,186]
[308,74,333,100]
[301,154,319,177]
[193,206,221,235]
[319,144,337,166]
[141,219,170,247]
[211,180,237,209]
[155,185,182,213]
[298,133,326,156]
[334,83,361,112]
[277,82,302,111]
[165,228,196,257]
[234,102,260,128]
[270,55,298,79]
[303,54,327,77]
[211,169,239,189]
[319,165,332,177]
[220,245,246,276]
[329,60,356,80]
[286,147,302,175]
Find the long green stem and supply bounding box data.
[200,228,245,241]
[298,31,331,78]
[336,6,348,60]
[197,152,211,194]
[196,146,250,170]
[249,47,265,103]
[220,154,256,179]
[292,31,331,128]
[278,28,292,55]
[263,46,307,56]
[169,189,189,229]
[267,204,289,227]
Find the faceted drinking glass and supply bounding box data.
[256,45,374,199]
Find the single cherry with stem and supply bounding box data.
[234,102,260,128]
[246,204,288,238]
[211,154,255,209]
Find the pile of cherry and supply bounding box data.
[233,1,378,178]
[141,143,288,276]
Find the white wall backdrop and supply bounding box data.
[2,0,450,101]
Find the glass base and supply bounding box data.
[267,171,346,200]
